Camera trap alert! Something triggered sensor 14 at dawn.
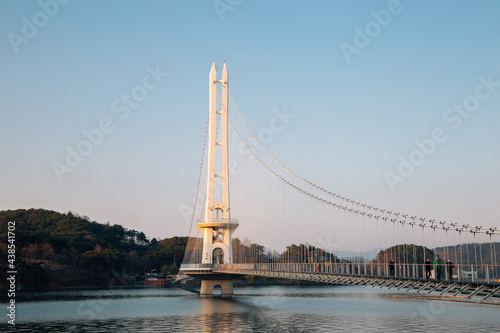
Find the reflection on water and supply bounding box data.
[6,286,500,332]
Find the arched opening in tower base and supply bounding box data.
[200,280,234,297]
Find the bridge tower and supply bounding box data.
[197,63,239,297]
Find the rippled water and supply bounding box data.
[3,285,499,332]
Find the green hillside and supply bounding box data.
[0,209,187,290]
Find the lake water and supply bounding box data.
[3,285,499,332]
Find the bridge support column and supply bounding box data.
[200,280,233,297]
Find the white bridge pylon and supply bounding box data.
[198,63,239,267]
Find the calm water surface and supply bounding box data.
[3,285,499,332]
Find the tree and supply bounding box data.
[245,275,254,284]
[372,244,434,264]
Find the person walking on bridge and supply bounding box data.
[389,259,395,276]
[447,259,454,281]
[433,256,442,281]
[425,258,432,279]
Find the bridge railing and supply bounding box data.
[218,263,500,284]
[180,263,215,270]
[196,218,239,224]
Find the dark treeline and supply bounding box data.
[372,244,435,264]
[0,209,187,290]
[234,240,342,264]
[435,243,500,266]
[276,243,341,263]
[372,243,500,265]
[183,238,343,264]
[188,236,500,267]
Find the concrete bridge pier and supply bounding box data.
[200,280,233,297]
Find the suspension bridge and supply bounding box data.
[180,63,500,302]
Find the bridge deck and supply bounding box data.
[180,263,500,303]
[214,268,500,303]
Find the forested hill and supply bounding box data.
[0,208,187,290]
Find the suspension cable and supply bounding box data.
[228,90,495,234]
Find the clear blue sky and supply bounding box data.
[1,0,499,241]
